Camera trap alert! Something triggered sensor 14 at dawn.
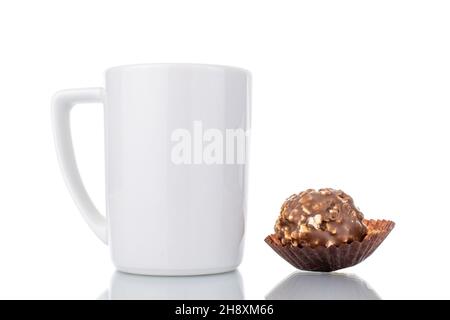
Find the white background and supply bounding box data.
[1,0,449,299]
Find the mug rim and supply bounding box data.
[106,63,251,76]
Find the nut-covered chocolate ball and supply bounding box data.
[274,188,367,248]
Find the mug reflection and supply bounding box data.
[266,272,380,300]
[100,270,244,300]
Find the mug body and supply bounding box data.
[104,64,251,275]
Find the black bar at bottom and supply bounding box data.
[1,300,448,318]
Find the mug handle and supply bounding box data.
[51,88,107,244]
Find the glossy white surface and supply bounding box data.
[52,64,251,275]
[100,271,244,300]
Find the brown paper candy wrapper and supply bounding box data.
[265,219,395,272]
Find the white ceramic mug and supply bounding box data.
[52,63,251,275]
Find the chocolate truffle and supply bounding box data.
[274,188,367,248]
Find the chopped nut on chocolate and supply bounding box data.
[274,188,367,248]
